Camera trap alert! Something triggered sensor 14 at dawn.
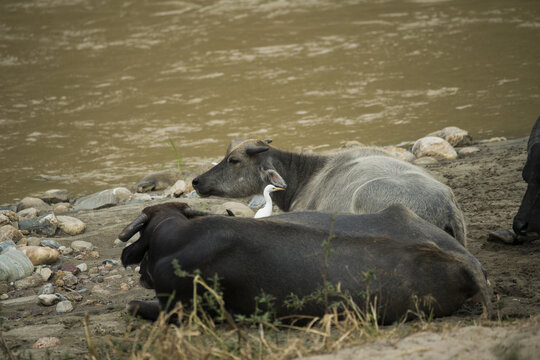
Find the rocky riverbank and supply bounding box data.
[1,129,540,359]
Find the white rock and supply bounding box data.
[56,300,73,313]
[71,240,93,252]
[38,294,61,306]
[76,263,88,272]
[0,294,8,300]
[17,207,39,220]
[427,126,472,147]
[57,216,86,235]
[38,267,53,281]
[212,202,254,217]
[165,180,187,196]
[412,137,457,161]
[113,187,132,201]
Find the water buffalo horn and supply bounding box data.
[118,213,148,241]
[246,145,269,156]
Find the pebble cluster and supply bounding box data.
[0,170,194,335]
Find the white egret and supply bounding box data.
[254,184,285,218]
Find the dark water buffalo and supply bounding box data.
[192,139,467,246]
[120,202,490,324]
[513,116,540,239]
[490,117,540,244]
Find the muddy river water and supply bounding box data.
[1,0,539,204]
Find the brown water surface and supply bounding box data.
[1,0,539,204]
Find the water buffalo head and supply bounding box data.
[513,143,540,238]
[192,139,287,198]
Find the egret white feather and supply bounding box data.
[254,185,285,218]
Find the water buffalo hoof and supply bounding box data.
[488,230,520,244]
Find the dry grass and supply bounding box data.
[81,274,488,360]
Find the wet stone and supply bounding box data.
[18,213,58,236]
[103,259,119,266]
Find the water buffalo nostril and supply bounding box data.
[192,178,199,186]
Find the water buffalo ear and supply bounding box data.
[264,139,272,144]
[260,168,287,188]
[246,145,269,156]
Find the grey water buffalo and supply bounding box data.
[192,139,467,246]
[120,202,490,324]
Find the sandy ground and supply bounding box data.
[1,137,540,359]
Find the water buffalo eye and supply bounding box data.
[228,157,240,164]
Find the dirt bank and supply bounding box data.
[1,137,540,359]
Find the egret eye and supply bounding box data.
[228,157,240,164]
